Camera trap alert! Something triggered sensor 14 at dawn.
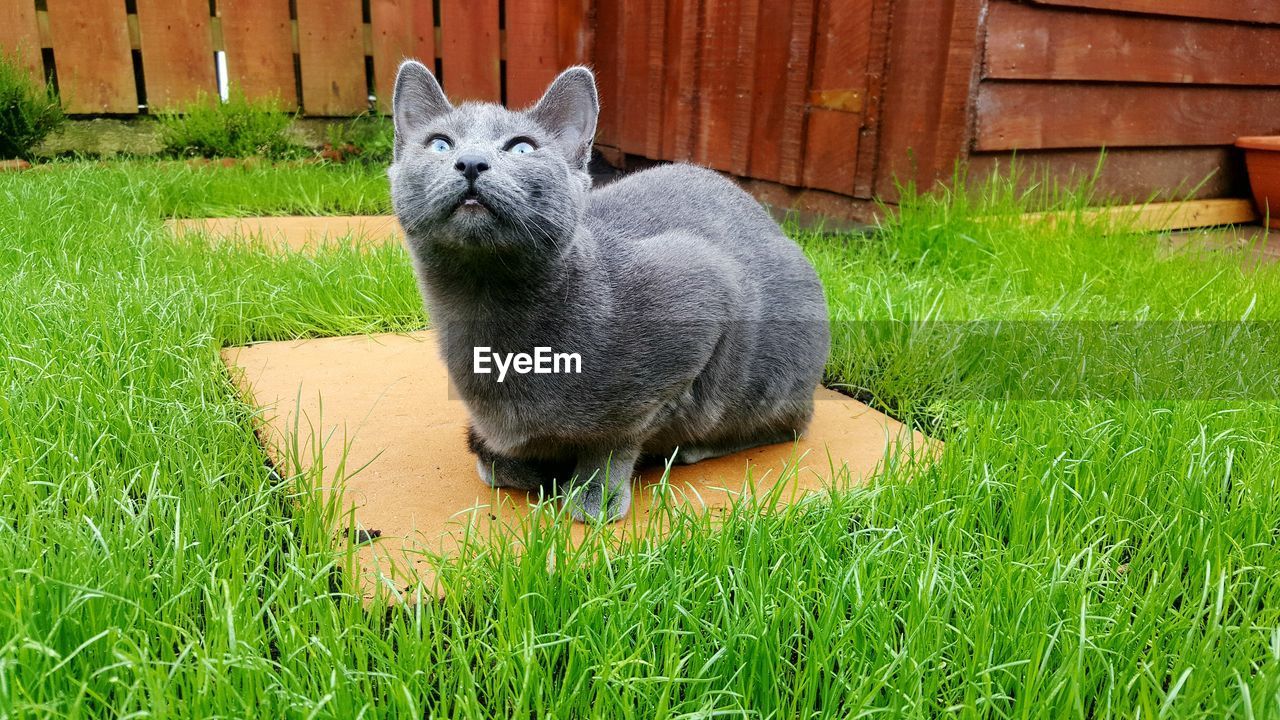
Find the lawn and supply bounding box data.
[1,160,1278,718]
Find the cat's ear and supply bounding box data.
[392,60,451,161]
[528,66,598,170]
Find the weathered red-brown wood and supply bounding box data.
[0,0,44,86]
[967,147,1247,202]
[1028,0,1280,25]
[439,0,499,103]
[667,0,700,161]
[987,1,1280,86]
[801,0,873,193]
[505,0,559,108]
[296,0,367,115]
[802,110,861,194]
[874,0,984,198]
[557,0,592,68]
[726,0,759,177]
[693,0,742,171]
[853,0,893,198]
[777,0,817,187]
[219,0,297,109]
[45,0,136,113]
[135,0,215,110]
[746,0,796,183]
[977,83,1280,151]
[618,0,652,155]
[370,0,435,113]
[591,0,622,150]
[643,0,668,159]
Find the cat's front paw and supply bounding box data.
[475,458,548,491]
[564,479,632,524]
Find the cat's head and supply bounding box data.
[388,61,598,256]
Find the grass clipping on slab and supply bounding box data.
[1,160,1279,717]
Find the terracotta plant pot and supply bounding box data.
[1237,136,1280,229]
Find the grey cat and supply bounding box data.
[389,61,830,522]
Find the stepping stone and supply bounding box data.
[223,332,935,595]
[224,331,935,598]
[167,215,402,251]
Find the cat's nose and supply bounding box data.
[454,154,490,184]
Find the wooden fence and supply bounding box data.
[6,0,1280,215]
[591,0,877,196]
[0,0,589,115]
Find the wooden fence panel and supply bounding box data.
[370,0,435,113]
[592,0,624,151]
[976,83,1280,151]
[439,0,500,102]
[853,0,892,198]
[776,0,817,186]
[641,0,669,158]
[659,0,695,160]
[1028,0,1280,24]
[618,0,654,155]
[557,0,592,68]
[801,0,873,193]
[693,0,741,171]
[506,0,559,108]
[725,0,759,177]
[45,0,136,113]
[987,1,1280,86]
[296,0,367,115]
[874,0,983,197]
[746,0,797,183]
[135,0,215,111]
[0,0,43,85]
[219,0,297,108]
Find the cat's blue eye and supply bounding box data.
[507,140,536,155]
[427,136,452,153]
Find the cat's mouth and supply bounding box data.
[453,189,490,214]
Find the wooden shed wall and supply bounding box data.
[968,0,1280,201]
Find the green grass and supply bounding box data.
[1,160,1278,717]
[157,94,306,160]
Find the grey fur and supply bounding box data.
[389,61,830,522]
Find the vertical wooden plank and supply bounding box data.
[726,0,758,176]
[45,0,136,113]
[746,0,794,182]
[659,0,692,159]
[439,0,500,102]
[135,0,215,111]
[370,0,435,113]
[505,0,559,108]
[557,0,592,68]
[777,0,816,186]
[592,0,623,149]
[671,0,702,160]
[219,0,297,109]
[853,0,893,197]
[694,0,741,170]
[873,0,983,198]
[618,0,650,154]
[0,0,44,86]
[641,0,667,158]
[296,0,366,115]
[800,0,873,193]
